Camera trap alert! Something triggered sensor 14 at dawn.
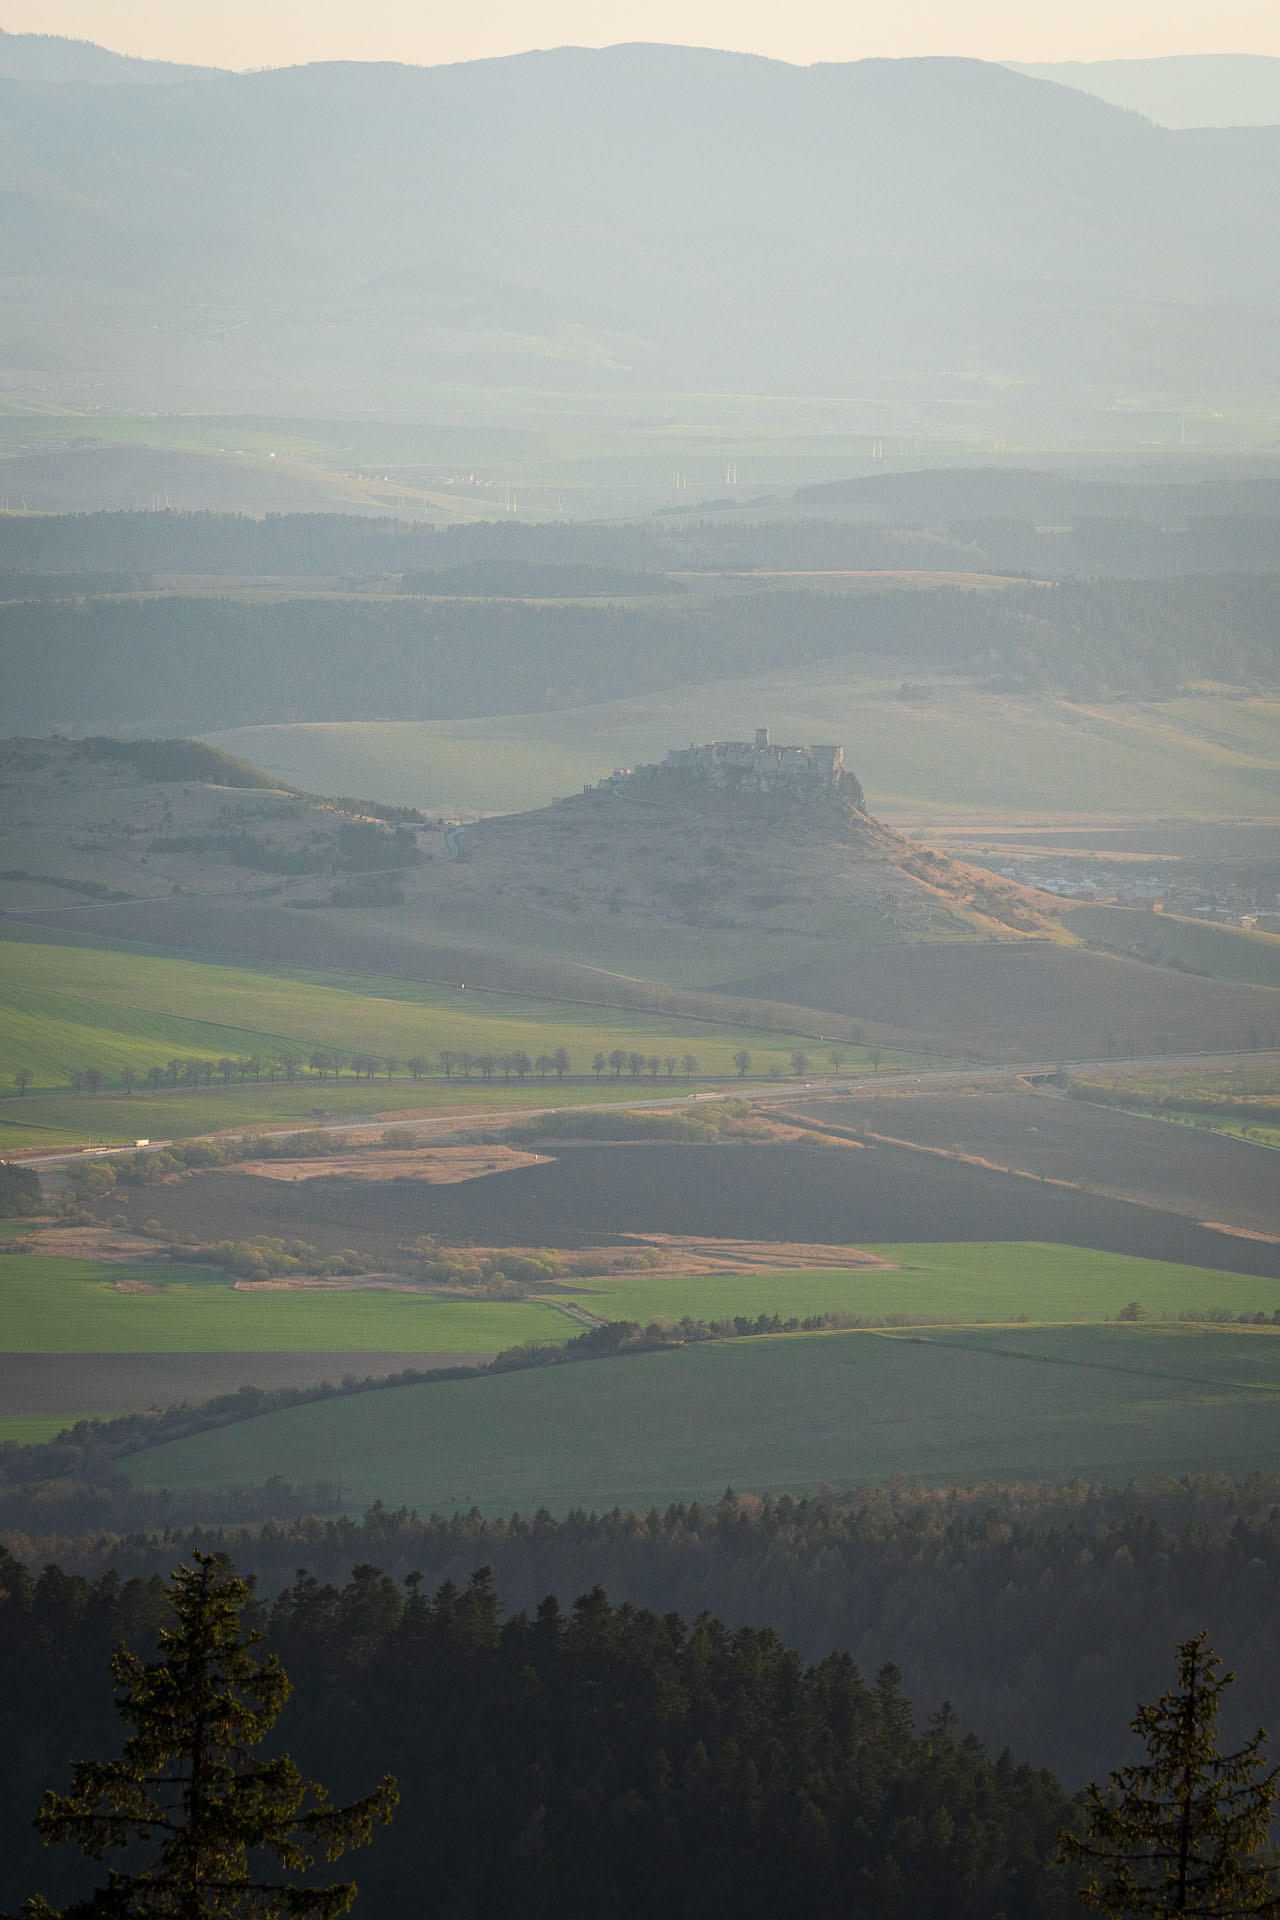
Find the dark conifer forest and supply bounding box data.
[0,1550,1076,1920]
[3,1478,1276,1790]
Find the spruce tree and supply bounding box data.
[1060,1631,1280,1919]
[11,1551,396,1920]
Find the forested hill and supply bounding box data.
[0,1552,1074,1920]
[4,576,1278,734]
[4,1477,1276,1789]
[5,498,1280,578]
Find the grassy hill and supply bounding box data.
[119,1323,1280,1513]
[6,718,1278,1063]
[205,680,1280,824]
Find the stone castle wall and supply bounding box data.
[598,728,856,801]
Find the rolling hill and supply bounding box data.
[2,47,1280,412]
[4,732,1278,1060]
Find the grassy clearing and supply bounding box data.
[205,682,1280,823]
[119,1323,1280,1513]
[558,1243,1280,1326]
[0,1254,572,1355]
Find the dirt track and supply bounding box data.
[239,1145,543,1183]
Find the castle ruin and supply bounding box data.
[598,728,857,801]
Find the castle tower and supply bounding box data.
[755,727,770,750]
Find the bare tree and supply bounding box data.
[681,1054,698,1078]
[733,1050,751,1080]
[14,1067,33,1096]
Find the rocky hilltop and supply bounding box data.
[598,728,864,808]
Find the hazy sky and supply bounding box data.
[8,0,1280,70]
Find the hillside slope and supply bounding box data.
[6,738,1278,1058]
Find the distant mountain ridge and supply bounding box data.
[0,27,219,85]
[1009,54,1280,128]
[1,43,1278,408]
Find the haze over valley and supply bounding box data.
[1,23,1279,1920]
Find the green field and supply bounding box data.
[206,681,1280,823]
[7,1240,1276,1445]
[0,1415,75,1445]
[559,1243,1280,1326]
[0,935,845,1144]
[12,1243,1274,1364]
[119,1323,1280,1513]
[0,1255,573,1355]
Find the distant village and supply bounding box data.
[989,858,1280,929]
[593,728,859,800]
